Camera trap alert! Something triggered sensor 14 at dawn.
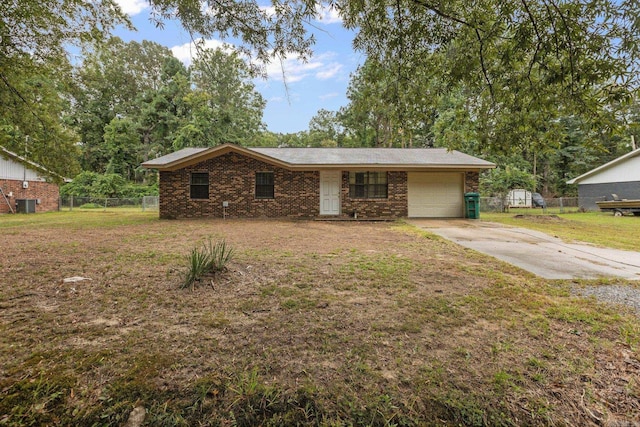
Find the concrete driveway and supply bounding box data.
[408,219,640,280]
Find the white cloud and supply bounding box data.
[260,4,340,24]
[171,38,346,85]
[114,0,148,15]
[260,5,277,17]
[319,92,339,100]
[316,63,343,80]
[315,5,342,24]
[170,38,229,66]
[265,57,323,83]
[263,52,344,84]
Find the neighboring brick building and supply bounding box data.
[142,144,494,220]
[0,146,67,214]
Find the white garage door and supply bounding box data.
[408,172,464,217]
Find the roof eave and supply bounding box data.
[142,144,294,171]
[567,148,640,184]
[0,146,70,182]
[283,163,495,171]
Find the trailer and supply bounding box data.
[596,199,640,216]
[507,189,546,208]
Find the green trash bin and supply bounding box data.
[464,192,480,219]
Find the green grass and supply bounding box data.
[0,210,157,229]
[482,211,640,251]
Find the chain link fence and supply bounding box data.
[59,196,159,212]
[480,196,606,214]
[57,195,606,215]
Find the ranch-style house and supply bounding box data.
[142,143,495,219]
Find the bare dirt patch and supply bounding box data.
[513,214,563,222]
[1,215,639,425]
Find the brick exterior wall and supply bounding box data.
[340,171,408,218]
[159,153,320,219]
[158,152,480,219]
[0,179,60,214]
[465,172,480,193]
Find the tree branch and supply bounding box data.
[541,1,563,78]
[545,0,576,95]
[394,0,405,146]
[474,28,494,100]
[520,0,543,89]
[0,71,48,130]
[410,0,483,31]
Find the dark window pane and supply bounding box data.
[256,172,274,199]
[349,172,388,199]
[190,185,209,199]
[256,186,274,198]
[370,184,387,198]
[191,173,209,185]
[370,172,387,185]
[256,173,273,186]
[190,173,209,199]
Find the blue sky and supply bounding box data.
[113,1,363,134]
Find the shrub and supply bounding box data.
[61,172,159,199]
[60,171,99,197]
[207,239,234,271]
[182,238,234,290]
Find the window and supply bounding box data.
[255,172,274,199]
[190,172,209,199]
[349,172,388,199]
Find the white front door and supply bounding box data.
[320,171,341,215]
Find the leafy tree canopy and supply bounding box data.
[340,0,638,150]
[146,0,316,75]
[1,1,129,178]
[1,1,129,64]
[3,0,640,192]
[480,166,537,198]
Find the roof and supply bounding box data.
[566,148,640,184]
[142,143,496,171]
[0,145,71,182]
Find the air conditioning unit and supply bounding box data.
[22,181,29,189]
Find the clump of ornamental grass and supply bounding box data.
[182,238,234,290]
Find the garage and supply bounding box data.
[408,172,464,217]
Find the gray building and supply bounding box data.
[567,148,640,210]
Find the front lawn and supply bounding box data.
[482,211,640,251]
[1,212,638,425]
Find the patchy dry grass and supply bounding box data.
[0,212,639,426]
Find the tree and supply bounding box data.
[145,0,315,75]
[308,109,344,146]
[0,58,81,180]
[1,1,128,63]
[339,0,639,153]
[103,116,139,179]
[137,56,192,162]
[71,37,177,172]
[180,47,265,147]
[1,1,128,177]
[340,58,438,147]
[340,59,396,147]
[481,166,537,200]
[5,0,639,180]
